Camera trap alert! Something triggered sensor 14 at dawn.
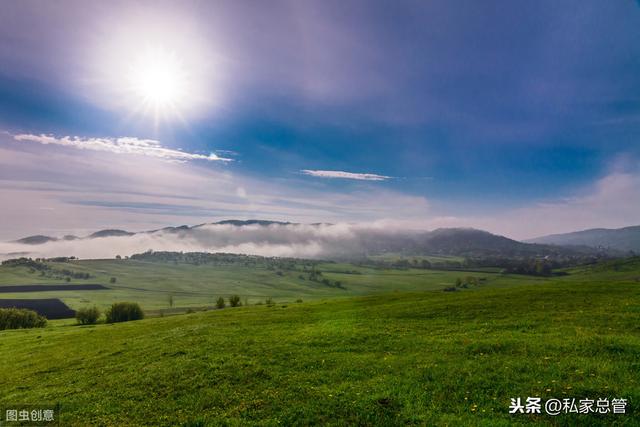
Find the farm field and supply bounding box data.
[0,257,510,312]
[0,258,639,425]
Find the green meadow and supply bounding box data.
[0,257,498,312]
[0,257,639,425]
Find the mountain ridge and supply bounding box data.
[8,220,615,259]
[527,225,640,252]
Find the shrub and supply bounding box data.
[105,302,144,323]
[76,306,100,325]
[216,296,226,309]
[296,298,303,303]
[109,277,117,284]
[265,297,274,306]
[0,308,47,330]
[229,295,241,307]
[465,276,478,286]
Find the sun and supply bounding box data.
[127,47,188,116]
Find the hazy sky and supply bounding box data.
[1,0,639,240]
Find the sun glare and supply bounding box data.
[89,17,223,124]
[128,47,188,116]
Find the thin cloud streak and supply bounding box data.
[301,169,391,181]
[0,142,431,240]
[13,133,232,162]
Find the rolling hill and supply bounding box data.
[1,267,638,425]
[528,225,640,252]
[6,220,609,260]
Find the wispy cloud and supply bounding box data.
[13,133,232,162]
[0,222,428,261]
[301,169,391,181]
[0,142,431,240]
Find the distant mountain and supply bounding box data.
[372,228,596,258]
[8,220,610,259]
[213,219,292,227]
[14,235,58,245]
[421,228,541,256]
[88,229,135,238]
[527,226,640,252]
[152,225,191,234]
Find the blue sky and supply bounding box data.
[0,0,639,240]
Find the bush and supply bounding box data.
[296,298,303,303]
[216,297,226,309]
[76,306,100,325]
[105,302,144,323]
[109,277,117,284]
[0,308,47,330]
[265,297,274,306]
[229,295,241,307]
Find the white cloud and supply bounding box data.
[301,169,391,181]
[0,222,416,261]
[13,133,232,162]
[5,130,637,245]
[443,169,640,240]
[0,140,431,240]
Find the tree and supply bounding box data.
[216,296,226,309]
[535,260,552,276]
[76,306,100,325]
[0,308,47,330]
[105,302,144,323]
[229,295,241,307]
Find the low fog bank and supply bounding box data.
[0,222,428,261]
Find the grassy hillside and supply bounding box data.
[0,268,639,426]
[0,257,503,311]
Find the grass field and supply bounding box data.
[0,258,639,425]
[0,258,505,312]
